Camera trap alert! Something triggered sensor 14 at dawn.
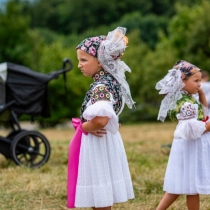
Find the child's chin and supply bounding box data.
[82,72,88,76]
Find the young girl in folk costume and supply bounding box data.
[155,60,210,210]
[67,27,135,210]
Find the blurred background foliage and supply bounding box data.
[0,0,209,126]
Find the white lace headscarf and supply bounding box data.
[97,27,135,109]
[156,60,201,122]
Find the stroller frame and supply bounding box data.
[0,58,73,168]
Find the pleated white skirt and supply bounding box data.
[163,132,210,195]
[75,131,134,208]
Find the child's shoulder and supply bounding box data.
[176,94,198,106]
[168,94,199,122]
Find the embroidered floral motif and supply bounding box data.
[91,85,111,104]
[169,94,204,122]
[177,102,197,120]
[80,70,123,122]
[93,70,105,81]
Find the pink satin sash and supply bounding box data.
[67,118,87,208]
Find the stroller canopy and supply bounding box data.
[0,61,72,118]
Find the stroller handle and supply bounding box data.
[48,58,73,79]
[62,58,73,72]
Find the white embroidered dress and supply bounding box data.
[74,83,134,208]
[163,96,210,195]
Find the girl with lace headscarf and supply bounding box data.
[67,27,135,210]
[156,60,210,210]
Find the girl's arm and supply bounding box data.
[204,122,210,133]
[198,87,208,107]
[198,88,209,134]
[82,116,109,135]
[82,116,109,132]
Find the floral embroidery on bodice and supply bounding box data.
[176,102,197,120]
[80,70,123,122]
[168,91,204,122]
[91,85,111,104]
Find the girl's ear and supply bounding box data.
[98,62,102,67]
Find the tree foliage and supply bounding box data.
[168,1,210,69]
[0,0,209,125]
[21,0,176,35]
[0,1,33,65]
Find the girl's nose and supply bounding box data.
[78,63,82,68]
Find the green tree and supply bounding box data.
[120,29,177,121]
[114,12,169,49]
[165,0,210,70]
[123,0,210,121]
[0,0,33,65]
[21,0,177,35]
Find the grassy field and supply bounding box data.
[0,122,210,210]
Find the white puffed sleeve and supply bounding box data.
[83,84,119,134]
[174,102,206,140]
[83,101,119,134]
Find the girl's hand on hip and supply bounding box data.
[89,129,107,137]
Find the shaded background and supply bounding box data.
[0,0,209,126]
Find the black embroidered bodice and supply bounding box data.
[80,70,123,122]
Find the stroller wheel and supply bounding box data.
[10,130,51,168]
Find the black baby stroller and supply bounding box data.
[0,58,73,168]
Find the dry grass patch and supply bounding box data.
[0,122,210,210]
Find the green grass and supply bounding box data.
[0,122,210,210]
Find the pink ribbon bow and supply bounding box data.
[67,118,88,208]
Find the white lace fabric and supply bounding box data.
[156,69,185,122]
[98,27,135,109]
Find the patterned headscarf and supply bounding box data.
[76,35,106,58]
[173,60,201,79]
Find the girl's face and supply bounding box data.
[182,72,202,94]
[77,49,102,77]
